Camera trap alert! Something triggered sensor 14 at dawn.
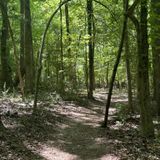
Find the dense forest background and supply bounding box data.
[0,0,160,159]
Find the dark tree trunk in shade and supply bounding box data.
[65,3,77,90]
[124,0,133,113]
[59,0,64,94]
[125,26,133,113]
[20,0,25,76]
[150,0,160,117]
[87,0,94,99]
[0,0,13,90]
[103,0,129,127]
[128,0,154,138]
[24,0,35,93]
[136,0,154,137]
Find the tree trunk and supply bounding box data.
[65,3,77,91]
[0,0,12,90]
[124,0,133,113]
[33,0,72,108]
[125,26,133,113]
[20,0,25,76]
[87,0,94,99]
[150,0,160,117]
[136,0,154,137]
[59,0,64,94]
[24,0,35,93]
[103,0,129,127]
[13,0,25,88]
[0,115,5,130]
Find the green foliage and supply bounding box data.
[0,0,140,94]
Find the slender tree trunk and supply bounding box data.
[87,0,94,99]
[24,0,35,93]
[0,0,12,90]
[103,0,128,127]
[150,0,160,117]
[106,62,109,88]
[124,0,133,113]
[14,0,25,88]
[0,115,5,130]
[92,12,96,90]
[125,26,133,113]
[20,0,25,76]
[59,0,64,94]
[33,0,72,109]
[65,3,77,91]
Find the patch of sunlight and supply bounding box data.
[25,142,78,160]
[57,123,70,129]
[100,154,120,160]
[38,144,78,160]
[109,108,117,115]
[95,137,107,144]
[112,98,128,103]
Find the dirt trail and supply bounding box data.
[0,92,160,160]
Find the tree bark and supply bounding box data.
[137,0,154,137]
[20,0,25,76]
[124,0,133,113]
[24,0,35,93]
[150,0,160,117]
[34,0,71,109]
[103,0,129,127]
[87,0,94,99]
[59,0,64,94]
[0,0,13,90]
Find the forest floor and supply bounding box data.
[0,90,160,160]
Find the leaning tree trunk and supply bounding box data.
[0,0,12,90]
[103,0,129,127]
[87,0,94,99]
[34,0,71,109]
[24,0,35,93]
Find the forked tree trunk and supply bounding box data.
[129,0,154,138]
[0,0,24,97]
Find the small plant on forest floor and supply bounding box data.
[1,83,10,98]
[114,103,131,122]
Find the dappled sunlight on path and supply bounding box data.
[1,91,160,160]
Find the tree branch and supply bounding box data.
[127,0,140,16]
[93,0,119,23]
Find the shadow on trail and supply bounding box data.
[1,93,160,160]
[16,109,113,160]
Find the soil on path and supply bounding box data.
[0,91,160,160]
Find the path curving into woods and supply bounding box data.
[0,91,160,160]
